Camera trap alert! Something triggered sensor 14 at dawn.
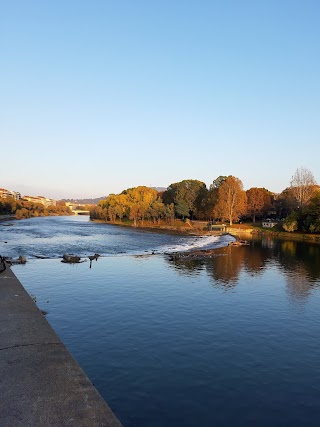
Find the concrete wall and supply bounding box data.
[0,266,123,427]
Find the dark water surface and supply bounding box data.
[3,216,320,426]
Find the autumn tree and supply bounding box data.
[213,176,247,225]
[0,197,16,214]
[290,167,317,211]
[148,198,166,224]
[246,187,272,222]
[119,186,158,225]
[203,176,228,220]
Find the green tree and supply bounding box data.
[175,199,190,219]
[211,176,227,189]
[283,212,299,232]
[300,191,320,233]
[163,179,207,219]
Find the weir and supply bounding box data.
[0,265,122,427]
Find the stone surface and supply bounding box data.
[0,266,123,427]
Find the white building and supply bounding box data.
[23,195,56,207]
[0,188,21,200]
[262,220,278,228]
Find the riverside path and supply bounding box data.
[0,265,123,427]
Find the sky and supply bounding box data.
[1,0,319,199]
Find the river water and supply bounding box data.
[2,216,320,427]
[0,215,232,259]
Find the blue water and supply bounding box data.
[3,216,320,426]
[0,215,232,259]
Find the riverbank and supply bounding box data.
[92,218,320,243]
[0,213,75,222]
[227,224,320,244]
[0,214,16,222]
[0,265,122,427]
[165,225,320,262]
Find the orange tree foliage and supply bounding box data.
[246,187,272,222]
[90,168,320,230]
[213,176,247,225]
[0,197,71,219]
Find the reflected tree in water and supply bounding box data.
[242,245,268,276]
[165,256,205,277]
[165,236,320,299]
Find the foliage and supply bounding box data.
[213,176,247,225]
[90,186,172,226]
[276,188,296,218]
[0,197,72,219]
[175,199,190,219]
[90,167,320,234]
[299,191,320,233]
[163,179,208,219]
[210,176,227,190]
[283,212,299,232]
[246,187,272,222]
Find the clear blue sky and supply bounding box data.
[1,0,319,199]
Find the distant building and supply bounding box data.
[262,219,278,228]
[65,202,85,211]
[23,195,56,207]
[0,188,12,198]
[14,191,21,200]
[0,188,21,200]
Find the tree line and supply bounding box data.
[90,186,175,226]
[90,167,320,233]
[0,198,72,219]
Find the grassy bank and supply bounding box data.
[228,222,320,244]
[92,217,320,244]
[90,218,215,236]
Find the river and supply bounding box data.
[2,216,320,427]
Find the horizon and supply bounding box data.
[0,177,311,201]
[1,1,319,199]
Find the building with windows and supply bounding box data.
[23,196,56,207]
[0,188,21,200]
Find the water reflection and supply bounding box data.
[165,257,205,276]
[205,247,244,288]
[165,238,320,300]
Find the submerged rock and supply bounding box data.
[61,254,81,263]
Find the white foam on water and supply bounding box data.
[104,234,233,257]
[150,234,223,255]
[161,236,219,252]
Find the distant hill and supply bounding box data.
[153,187,167,192]
[62,197,106,205]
